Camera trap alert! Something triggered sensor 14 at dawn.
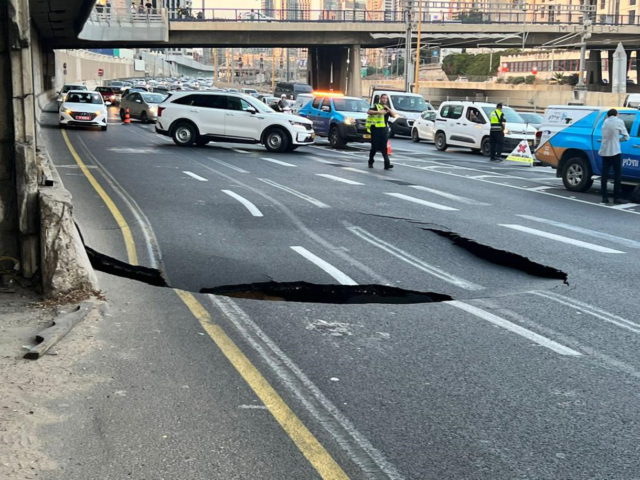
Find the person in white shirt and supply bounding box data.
[598,109,629,204]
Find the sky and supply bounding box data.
[203,0,261,8]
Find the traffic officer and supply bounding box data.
[489,102,506,162]
[366,94,397,169]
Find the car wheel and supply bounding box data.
[562,156,593,192]
[264,127,290,153]
[288,145,299,151]
[434,132,448,151]
[101,125,107,131]
[195,137,209,147]
[480,137,491,157]
[140,111,148,123]
[172,122,197,147]
[59,123,66,129]
[328,125,346,148]
[411,128,420,143]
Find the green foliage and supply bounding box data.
[457,8,485,23]
[550,72,579,85]
[442,49,517,80]
[506,76,525,85]
[525,75,536,84]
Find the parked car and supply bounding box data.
[518,112,543,129]
[120,91,168,123]
[411,110,437,143]
[535,107,640,192]
[435,101,535,156]
[241,88,259,97]
[58,90,108,131]
[155,92,315,152]
[291,93,314,113]
[369,88,434,137]
[298,94,370,148]
[623,93,640,108]
[56,84,87,104]
[95,86,120,106]
[274,82,313,100]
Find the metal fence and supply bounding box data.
[90,6,166,25]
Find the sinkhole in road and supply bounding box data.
[425,228,569,284]
[85,246,452,304]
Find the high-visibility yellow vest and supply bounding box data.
[490,109,504,132]
[366,104,386,132]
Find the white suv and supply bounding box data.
[435,101,536,156]
[155,91,315,152]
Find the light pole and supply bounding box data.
[414,0,423,92]
[403,0,413,92]
[575,5,592,96]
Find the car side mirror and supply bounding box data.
[246,107,257,114]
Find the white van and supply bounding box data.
[623,94,640,108]
[370,88,434,137]
[535,105,601,148]
[434,101,536,156]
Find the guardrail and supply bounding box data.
[165,3,633,26]
[90,6,166,25]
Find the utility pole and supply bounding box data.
[212,48,217,84]
[575,3,592,100]
[286,48,290,82]
[414,0,423,93]
[403,0,413,92]
[272,48,277,92]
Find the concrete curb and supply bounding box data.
[24,299,106,360]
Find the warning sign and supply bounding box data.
[505,140,534,166]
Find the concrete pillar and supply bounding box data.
[608,50,614,91]
[346,45,362,97]
[636,51,640,85]
[0,0,40,280]
[308,46,349,92]
[587,49,602,87]
[0,1,19,263]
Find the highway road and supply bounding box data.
[41,107,640,479]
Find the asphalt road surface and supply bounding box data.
[41,107,640,480]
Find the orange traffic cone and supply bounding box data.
[124,108,131,124]
[386,140,393,155]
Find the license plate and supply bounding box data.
[363,134,371,139]
[76,115,90,121]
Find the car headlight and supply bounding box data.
[343,117,355,125]
[289,120,309,128]
[64,109,72,115]
[149,106,157,114]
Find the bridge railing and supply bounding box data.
[165,3,638,26]
[90,6,167,26]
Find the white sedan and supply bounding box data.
[411,110,436,143]
[59,90,109,131]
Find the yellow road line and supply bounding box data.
[175,289,350,480]
[65,128,349,478]
[61,129,138,265]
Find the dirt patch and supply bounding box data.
[0,290,105,479]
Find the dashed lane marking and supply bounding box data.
[290,246,357,285]
[499,224,625,254]
[258,178,330,208]
[182,171,208,182]
[208,157,249,173]
[385,192,459,211]
[221,190,264,217]
[409,185,490,206]
[315,174,364,185]
[261,157,297,167]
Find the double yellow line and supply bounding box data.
[62,129,349,480]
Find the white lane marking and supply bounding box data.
[531,291,640,335]
[261,157,297,167]
[610,202,640,210]
[182,170,208,182]
[238,404,268,410]
[209,157,249,173]
[499,224,625,254]
[232,148,249,154]
[107,147,156,154]
[308,145,361,157]
[258,178,329,208]
[210,296,406,479]
[385,192,459,211]
[346,225,483,291]
[469,174,521,180]
[448,300,582,356]
[518,214,640,249]
[396,161,640,216]
[527,185,553,191]
[316,174,364,185]
[310,156,336,165]
[290,246,357,285]
[409,185,490,205]
[221,190,264,217]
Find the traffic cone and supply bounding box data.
[124,108,131,124]
[386,140,393,155]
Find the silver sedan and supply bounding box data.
[119,91,168,123]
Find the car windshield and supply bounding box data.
[520,113,543,124]
[141,93,168,104]
[66,92,103,104]
[481,106,525,123]
[63,85,86,93]
[294,84,313,93]
[333,98,369,113]
[390,95,429,112]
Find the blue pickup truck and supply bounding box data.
[298,94,370,148]
[535,107,640,193]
